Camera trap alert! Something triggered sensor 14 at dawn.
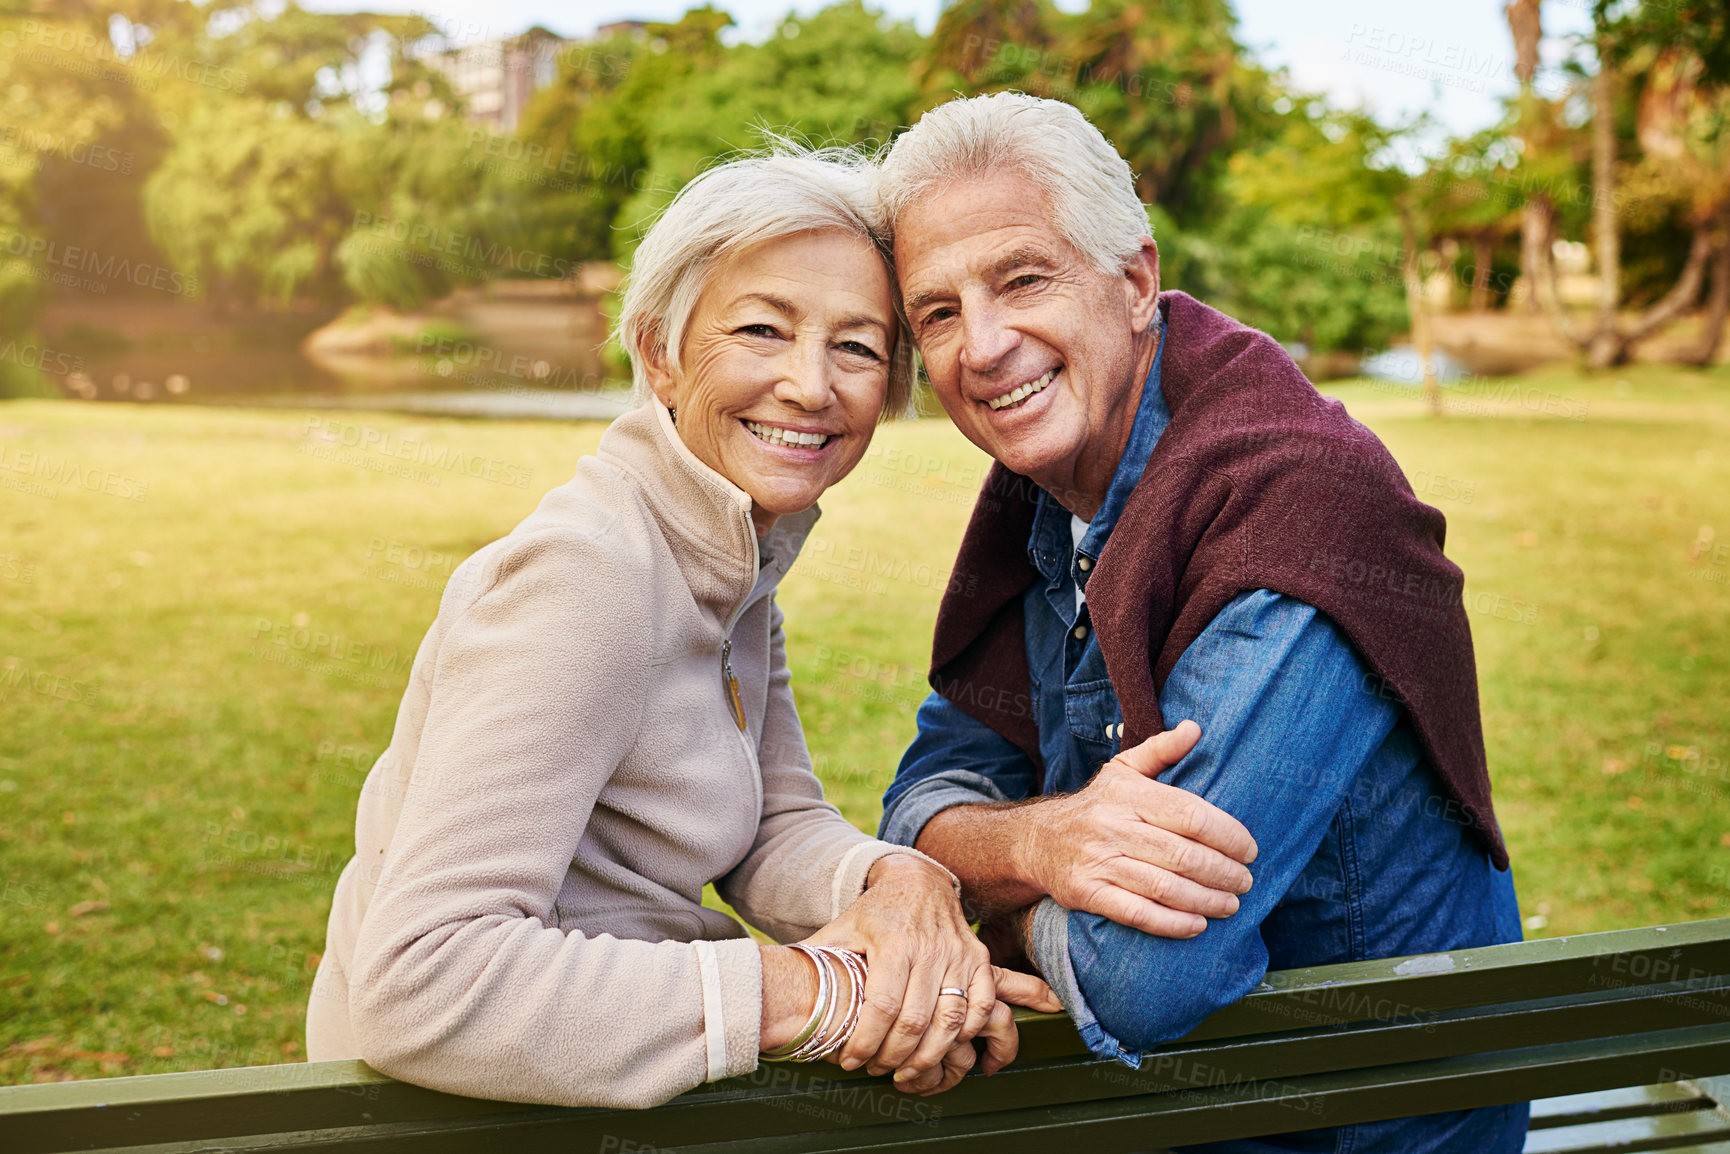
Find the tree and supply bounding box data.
[917,0,1272,229]
[144,100,353,305]
[1058,0,1272,226]
[1201,103,1411,359]
[1521,1,1730,366]
[1507,0,1551,314]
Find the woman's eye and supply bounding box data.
[737,324,779,338]
[837,341,882,360]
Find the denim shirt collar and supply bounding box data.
[1027,323,1170,581]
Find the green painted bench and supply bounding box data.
[5,918,1729,1153]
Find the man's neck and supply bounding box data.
[1033,326,1162,522]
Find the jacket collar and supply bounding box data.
[597,400,819,627]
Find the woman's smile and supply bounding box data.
[741,418,839,452]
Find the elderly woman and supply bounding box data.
[305,146,1059,1108]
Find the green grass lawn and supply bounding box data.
[3,363,1729,1084]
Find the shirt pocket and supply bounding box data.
[1064,678,1123,772]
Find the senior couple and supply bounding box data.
[307,93,1524,1151]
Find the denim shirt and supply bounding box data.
[881,322,1526,1153]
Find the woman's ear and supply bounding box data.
[1123,239,1162,333]
[633,324,677,409]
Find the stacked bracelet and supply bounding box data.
[759,944,828,1060]
[760,944,867,1063]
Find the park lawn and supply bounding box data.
[2,363,1728,1084]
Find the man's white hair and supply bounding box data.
[617,144,914,419]
[878,92,1153,277]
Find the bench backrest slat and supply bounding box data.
[4,918,1729,1154]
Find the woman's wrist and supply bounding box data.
[866,851,953,892]
[758,945,820,1051]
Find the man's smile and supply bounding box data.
[985,366,1061,411]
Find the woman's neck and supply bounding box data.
[751,504,778,540]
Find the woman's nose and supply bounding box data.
[775,341,835,410]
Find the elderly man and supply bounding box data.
[875,93,1526,1151]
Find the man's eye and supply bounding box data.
[920,307,955,327]
[1009,274,1044,290]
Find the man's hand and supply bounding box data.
[1017,722,1258,938]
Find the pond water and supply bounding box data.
[34,287,632,421]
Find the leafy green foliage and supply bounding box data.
[144,100,349,304]
[1,0,1715,355]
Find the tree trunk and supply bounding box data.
[1530,197,1586,344]
[1470,233,1495,312]
[1621,226,1712,341]
[1508,0,1546,312]
[1584,52,1626,369]
[1682,202,1730,366]
[1402,212,1442,417]
[1685,244,1730,365]
[1520,196,1552,314]
[1506,0,1542,86]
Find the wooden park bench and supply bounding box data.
[6,917,1730,1153]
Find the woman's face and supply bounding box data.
[643,229,896,536]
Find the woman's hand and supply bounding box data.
[892,994,1028,1096]
[803,853,1060,1088]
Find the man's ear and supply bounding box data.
[633,323,678,409]
[1124,238,1161,332]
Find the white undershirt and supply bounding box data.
[1071,514,1089,616]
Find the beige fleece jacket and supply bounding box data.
[306,401,939,1108]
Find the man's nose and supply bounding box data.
[958,300,1019,376]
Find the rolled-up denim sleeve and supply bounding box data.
[1037,590,1400,1066]
[878,692,1039,850]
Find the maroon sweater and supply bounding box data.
[929,291,1509,869]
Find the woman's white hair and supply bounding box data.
[616,143,914,419]
[877,92,1152,276]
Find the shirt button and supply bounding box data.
[1072,624,1089,640]
[1077,556,1093,571]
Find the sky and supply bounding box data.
[301,0,1597,142]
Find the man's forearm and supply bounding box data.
[914,801,1047,919]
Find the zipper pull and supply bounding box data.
[721,639,747,731]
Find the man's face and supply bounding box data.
[894,171,1160,496]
